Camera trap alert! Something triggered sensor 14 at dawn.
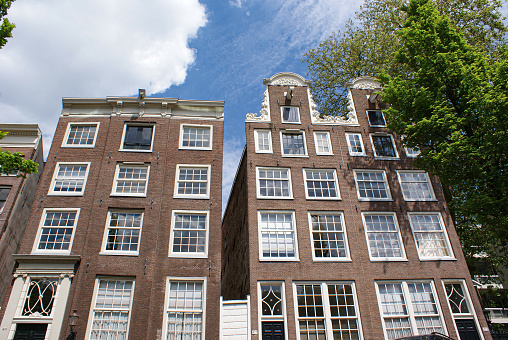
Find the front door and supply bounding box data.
[455,319,481,340]
[262,321,284,340]
[13,323,48,340]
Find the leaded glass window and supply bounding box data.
[261,285,283,316]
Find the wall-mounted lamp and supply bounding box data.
[69,310,79,340]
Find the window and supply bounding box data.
[258,211,298,260]
[180,124,212,150]
[362,213,405,261]
[259,282,287,338]
[0,186,11,213]
[22,278,59,317]
[164,280,205,339]
[174,165,211,199]
[443,280,482,339]
[101,211,143,255]
[63,123,99,147]
[345,133,366,156]
[281,106,300,123]
[308,212,350,261]
[294,282,362,340]
[256,167,292,199]
[281,131,307,156]
[88,278,134,340]
[112,164,150,197]
[120,124,154,151]
[303,169,340,199]
[354,170,392,201]
[401,135,420,158]
[32,209,79,254]
[376,281,445,339]
[254,129,273,153]
[169,211,209,257]
[397,171,435,201]
[313,132,333,155]
[49,163,90,196]
[408,213,453,260]
[371,134,398,159]
[367,110,386,126]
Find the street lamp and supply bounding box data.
[69,310,79,340]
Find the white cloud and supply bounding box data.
[222,137,245,215]
[0,0,207,155]
[229,0,245,8]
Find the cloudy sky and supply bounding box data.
[1,0,507,210]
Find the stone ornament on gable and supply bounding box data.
[246,89,270,121]
[271,77,303,86]
[309,92,358,125]
[348,76,381,90]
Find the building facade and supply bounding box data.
[0,92,223,340]
[222,73,491,340]
[0,124,44,308]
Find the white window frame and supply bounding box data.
[100,210,144,256]
[313,131,333,155]
[179,123,213,150]
[48,162,90,196]
[366,110,387,127]
[169,210,209,258]
[162,277,207,340]
[62,122,99,148]
[375,280,447,339]
[119,123,155,152]
[441,279,485,340]
[408,212,455,261]
[397,171,436,201]
[32,208,80,255]
[85,277,135,340]
[0,186,11,214]
[280,106,301,124]
[345,132,367,156]
[370,134,399,159]
[361,212,407,261]
[293,281,363,340]
[308,211,351,262]
[401,135,421,158]
[302,169,341,200]
[256,167,293,199]
[173,164,211,199]
[258,281,289,340]
[280,130,308,157]
[111,163,150,197]
[353,170,392,201]
[254,129,273,154]
[258,210,299,261]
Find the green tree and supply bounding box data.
[0,0,15,48]
[379,0,508,266]
[0,131,39,176]
[304,0,506,117]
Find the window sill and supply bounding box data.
[312,258,352,262]
[179,147,213,151]
[281,154,308,158]
[373,157,400,160]
[47,192,85,196]
[419,257,456,261]
[119,149,153,153]
[357,198,393,202]
[99,252,139,256]
[110,193,147,197]
[369,258,408,262]
[173,195,210,199]
[255,150,274,154]
[259,258,300,262]
[316,153,334,156]
[168,254,208,259]
[257,196,294,200]
[402,198,438,202]
[61,145,96,148]
[349,154,367,157]
[306,197,342,200]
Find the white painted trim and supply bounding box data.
[302,168,341,200]
[100,210,144,256]
[396,170,437,202]
[256,167,293,200]
[279,130,308,157]
[257,210,299,262]
[369,133,399,160]
[61,122,100,148]
[254,129,273,154]
[345,132,367,157]
[257,281,288,340]
[119,123,155,152]
[307,211,351,262]
[407,212,456,261]
[313,131,333,156]
[110,163,150,197]
[353,169,393,201]
[178,123,213,151]
[173,164,211,199]
[168,210,209,258]
[361,212,407,261]
[31,208,80,255]
[48,162,91,196]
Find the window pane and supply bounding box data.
[314,133,331,154]
[258,169,291,198]
[123,126,153,150]
[305,170,338,198]
[53,165,87,193]
[177,167,209,196]
[445,283,470,314]
[409,214,450,258]
[364,214,403,258]
[261,285,283,316]
[347,133,364,155]
[22,279,58,316]
[172,213,207,254]
[256,130,271,152]
[372,135,396,157]
[282,133,305,155]
[115,165,148,195]
[260,213,296,258]
[182,126,211,148]
[310,214,347,258]
[167,281,203,339]
[355,171,390,200]
[67,125,96,145]
[367,110,386,126]
[0,186,11,212]
[399,172,434,201]
[38,211,76,251]
[105,212,142,252]
[282,107,299,122]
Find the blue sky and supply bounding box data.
[0,0,507,208]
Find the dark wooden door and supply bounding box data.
[13,324,47,340]
[455,319,481,340]
[262,321,284,340]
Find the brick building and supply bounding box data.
[221,73,490,340]
[0,124,44,308]
[0,92,223,339]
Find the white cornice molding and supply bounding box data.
[345,76,382,90]
[263,72,310,87]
